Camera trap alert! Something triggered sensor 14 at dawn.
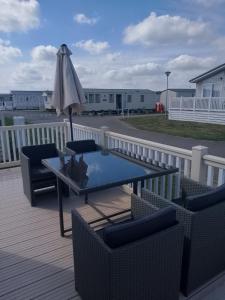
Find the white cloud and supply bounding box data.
[123,12,210,46]
[31,45,58,62]
[0,39,22,64]
[75,39,110,54]
[105,62,162,80]
[74,13,98,25]
[0,0,40,32]
[105,52,121,62]
[75,64,95,76]
[194,0,225,7]
[12,44,58,90]
[12,59,55,90]
[167,55,216,71]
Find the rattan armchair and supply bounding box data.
[141,177,225,296]
[20,143,69,206]
[72,194,184,300]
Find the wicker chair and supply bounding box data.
[65,139,101,155]
[141,177,225,296]
[20,143,68,206]
[72,194,184,300]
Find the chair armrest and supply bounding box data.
[181,177,213,197]
[20,151,33,203]
[141,188,171,209]
[141,188,194,237]
[72,209,112,298]
[20,152,31,177]
[131,193,159,219]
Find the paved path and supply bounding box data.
[2,111,225,157]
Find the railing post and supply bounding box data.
[191,146,208,183]
[63,119,69,142]
[100,126,109,149]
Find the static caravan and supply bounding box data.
[43,88,158,113]
[12,91,45,110]
[83,88,158,113]
[0,94,13,110]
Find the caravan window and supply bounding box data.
[140,95,145,102]
[202,84,211,97]
[212,84,221,97]
[109,94,114,103]
[202,84,221,97]
[89,94,94,103]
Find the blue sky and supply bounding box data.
[0,0,225,92]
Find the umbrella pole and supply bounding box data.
[68,106,74,141]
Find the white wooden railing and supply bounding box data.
[170,97,225,111]
[169,97,225,125]
[71,123,101,145]
[0,122,68,168]
[0,121,225,188]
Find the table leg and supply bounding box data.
[133,181,138,195]
[57,177,64,237]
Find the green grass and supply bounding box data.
[123,115,225,141]
[4,117,13,126]
[2,116,29,126]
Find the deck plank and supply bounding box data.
[1,167,225,300]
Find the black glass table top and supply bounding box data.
[42,150,177,194]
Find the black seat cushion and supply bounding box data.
[66,140,98,154]
[22,144,58,166]
[185,184,225,211]
[103,206,177,248]
[31,165,56,182]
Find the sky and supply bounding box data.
[0,0,225,92]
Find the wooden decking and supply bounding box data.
[0,167,130,300]
[0,167,225,300]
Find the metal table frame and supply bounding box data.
[43,151,178,237]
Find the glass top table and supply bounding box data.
[42,150,178,236]
[43,150,177,195]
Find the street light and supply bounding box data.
[165,71,171,115]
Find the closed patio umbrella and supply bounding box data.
[52,44,85,141]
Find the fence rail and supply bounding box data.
[170,97,225,111]
[169,97,225,125]
[0,121,225,187]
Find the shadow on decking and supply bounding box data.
[0,249,76,300]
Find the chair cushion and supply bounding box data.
[31,166,56,182]
[185,184,225,211]
[103,206,177,248]
[66,140,98,154]
[22,144,58,166]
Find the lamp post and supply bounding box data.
[165,71,171,115]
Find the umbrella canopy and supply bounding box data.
[52,44,85,140]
